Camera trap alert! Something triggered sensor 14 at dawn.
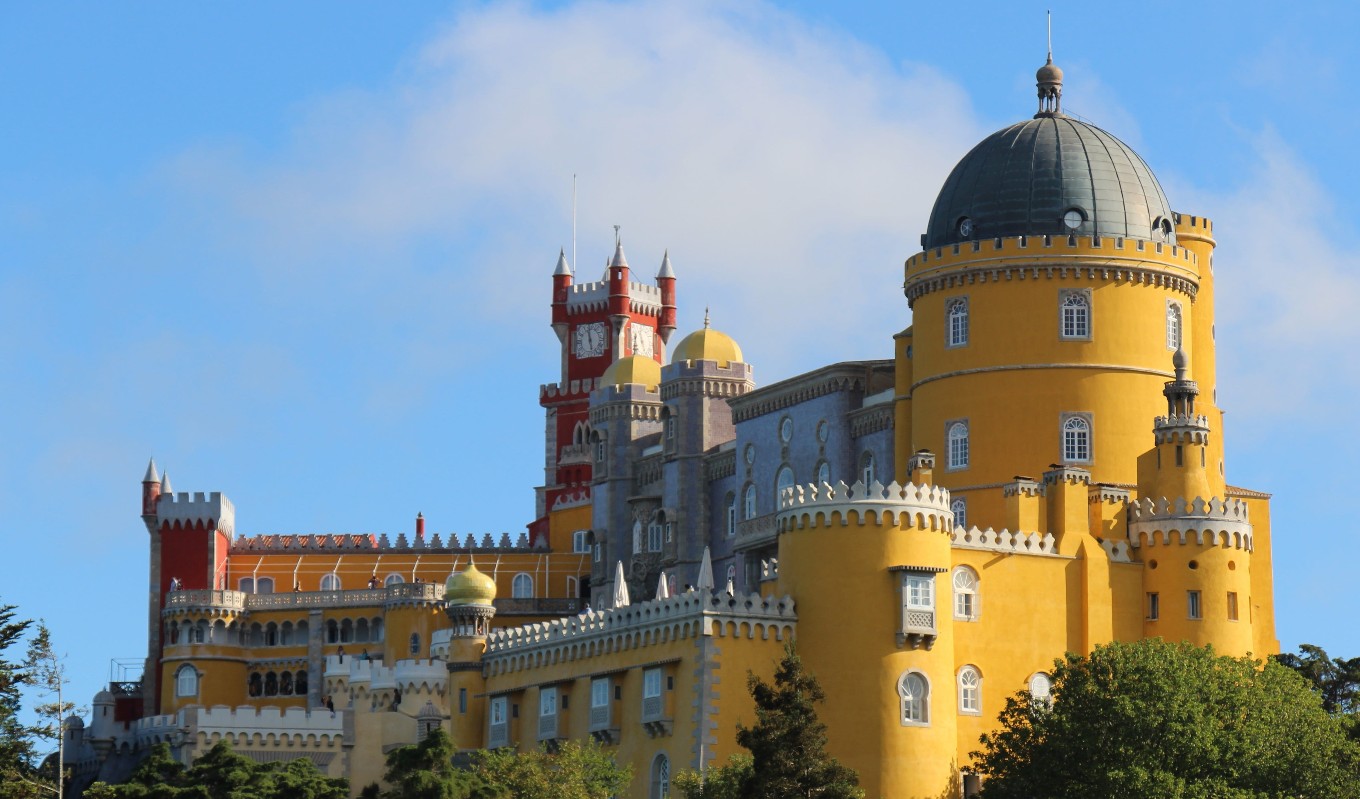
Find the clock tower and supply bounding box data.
[534,238,676,543]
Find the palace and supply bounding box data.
[66,57,1277,799]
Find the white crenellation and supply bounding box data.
[324,656,447,697]
[949,526,1059,556]
[1101,540,1133,562]
[552,490,591,510]
[156,492,236,537]
[133,705,344,749]
[232,531,533,554]
[482,590,796,678]
[1003,479,1044,498]
[776,480,954,534]
[1126,496,1253,550]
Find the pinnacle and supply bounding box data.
[554,248,572,277]
[160,472,173,494]
[656,249,675,279]
[143,457,159,483]
[611,239,628,269]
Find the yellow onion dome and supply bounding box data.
[671,318,743,368]
[444,564,497,606]
[599,354,663,391]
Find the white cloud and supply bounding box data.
[164,0,985,381]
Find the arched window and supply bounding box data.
[409,632,421,655]
[957,666,982,715]
[280,671,293,696]
[947,298,969,347]
[356,618,370,643]
[1028,672,1053,706]
[726,564,737,591]
[512,573,534,599]
[572,530,591,553]
[238,577,255,593]
[725,493,736,537]
[264,671,278,697]
[295,669,309,696]
[1166,301,1183,350]
[340,618,354,643]
[816,461,831,487]
[947,421,969,470]
[743,484,756,520]
[256,577,274,594]
[1060,291,1090,339]
[953,566,978,621]
[248,672,262,697]
[647,520,663,552]
[370,618,383,642]
[1062,415,1092,463]
[384,573,404,587]
[632,520,644,554]
[650,753,671,799]
[950,498,967,529]
[190,621,207,644]
[325,619,339,644]
[175,665,198,698]
[898,671,929,725]
[775,466,794,501]
[859,453,875,486]
[320,573,341,592]
[265,622,278,647]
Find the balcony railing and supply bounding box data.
[641,695,671,738]
[167,583,446,616]
[734,513,778,551]
[488,722,509,749]
[537,713,558,741]
[588,703,611,731]
[163,590,247,613]
[493,597,581,616]
[898,608,937,650]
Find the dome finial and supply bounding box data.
[703,307,710,329]
[1172,345,1188,381]
[1035,11,1064,117]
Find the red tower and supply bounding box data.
[534,238,676,543]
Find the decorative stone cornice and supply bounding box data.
[776,480,953,533]
[1153,414,1210,445]
[950,526,1059,556]
[482,591,796,678]
[588,401,663,424]
[1089,484,1131,505]
[704,449,736,481]
[1043,466,1091,486]
[1003,479,1044,498]
[729,361,893,423]
[1126,496,1253,550]
[848,404,894,438]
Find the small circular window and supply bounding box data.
[957,217,974,238]
[779,417,793,443]
[1062,209,1084,230]
[816,420,829,443]
[744,444,756,465]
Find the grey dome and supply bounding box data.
[924,115,1175,249]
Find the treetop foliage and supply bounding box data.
[973,639,1360,799]
[84,741,349,799]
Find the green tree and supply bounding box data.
[377,729,499,799]
[85,741,348,799]
[1276,644,1360,715]
[471,739,629,799]
[973,639,1360,799]
[677,642,863,799]
[0,603,39,799]
[25,623,77,799]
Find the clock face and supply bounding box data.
[574,323,606,359]
[630,323,655,358]
[957,217,974,238]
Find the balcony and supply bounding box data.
[163,590,247,614]
[537,712,558,741]
[898,609,936,650]
[493,597,581,616]
[488,721,509,749]
[641,695,671,738]
[734,513,778,552]
[588,702,617,744]
[559,443,592,466]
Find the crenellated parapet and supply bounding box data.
[1126,496,1253,550]
[551,489,591,510]
[540,378,600,404]
[230,530,532,554]
[327,656,447,696]
[1153,413,1210,445]
[950,526,1058,556]
[133,704,344,749]
[482,590,796,678]
[156,492,236,537]
[776,480,953,533]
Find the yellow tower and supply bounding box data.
[441,564,497,749]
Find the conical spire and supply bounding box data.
[696,546,714,591]
[655,570,670,601]
[554,248,573,277]
[610,239,628,269]
[160,472,173,494]
[612,560,631,608]
[656,249,675,279]
[143,458,159,483]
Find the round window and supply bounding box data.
[779,418,793,443]
[957,217,974,238]
[744,444,755,465]
[1063,209,1084,230]
[816,420,829,443]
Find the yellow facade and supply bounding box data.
[73,56,1279,799]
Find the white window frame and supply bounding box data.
[950,497,967,529]
[572,530,591,554]
[512,573,534,599]
[726,494,737,537]
[1028,672,1052,706]
[175,664,198,698]
[1166,300,1183,350]
[591,678,610,709]
[384,573,404,587]
[743,484,756,520]
[490,696,507,726]
[647,522,663,553]
[816,461,831,487]
[952,566,978,621]
[946,297,969,348]
[320,573,341,592]
[650,753,670,799]
[643,668,662,700]
[947,420,970,470]
[898,671,930,726]
[1059,289,1091,340]
[1061,414,1093,464]
[539,686,558,718]
[775,465,794,501]
[957,666,982,715]
[860,452,875,486]
[904,574,934,610]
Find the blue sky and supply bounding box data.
[3,0,1357,721]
